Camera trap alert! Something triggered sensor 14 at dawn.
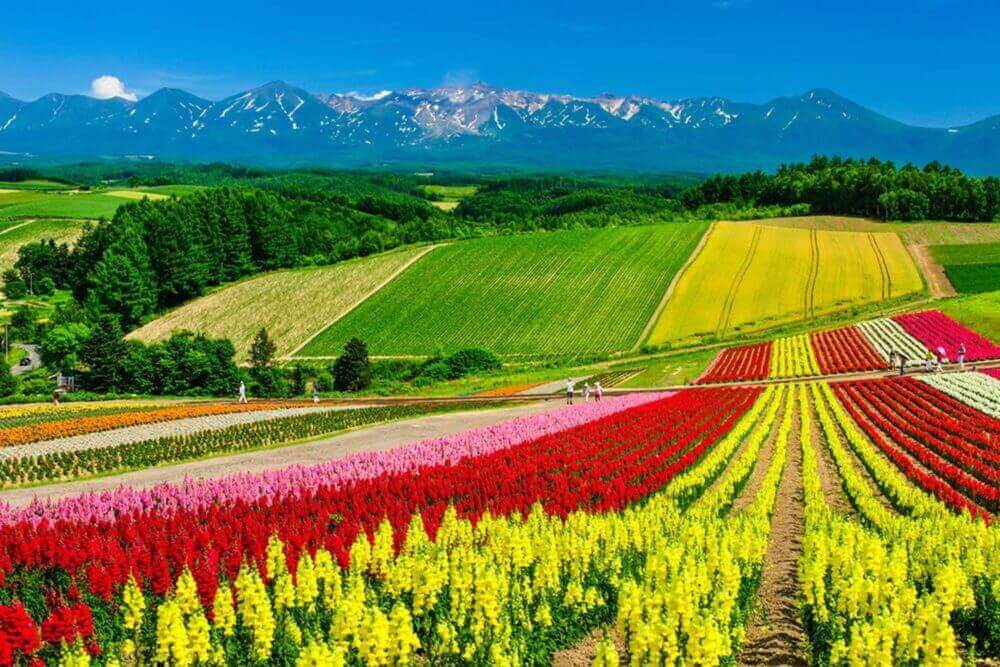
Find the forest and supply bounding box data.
[682,156,1000,221]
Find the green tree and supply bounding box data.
[40,322,91,373]
[81,315,130,393]
[87,223,157,326]
[333,337,371,391]
[0,364,18,397]
[2,270,26,300]
[8,307,38,342]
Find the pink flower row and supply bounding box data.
[893,310,1000,362]
[0,392,670,527]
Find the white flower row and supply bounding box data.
[856,318,928,366]
[916,372,1000,418]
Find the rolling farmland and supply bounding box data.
[0,190,126,219]
[647,221,924,345]
[0,218,91,270]
[298,223,707,357]
[130,246,431,360]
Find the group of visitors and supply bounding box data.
[889,343,966,376]
[565,379,602,405]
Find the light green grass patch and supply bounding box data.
[298,223,708,357]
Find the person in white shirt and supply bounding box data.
[583,382,591,402]
[238,381,247,404]
[565,379,575,405]
[594,382,603,402]
[958,343,966,370]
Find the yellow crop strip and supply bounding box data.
[769,334,820,379]
[648,222,924,346]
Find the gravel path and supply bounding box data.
[0,402,552,506]
[0,405,354,461]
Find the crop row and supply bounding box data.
[832,379,996,517]
[0,388,764,663]
[0,402,503,488]
[697,310,999,382]
[0,401,322,449]
[799,383,987,664]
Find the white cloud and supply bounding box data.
[90,75,138,102]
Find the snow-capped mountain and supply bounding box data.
[0,81,997,173]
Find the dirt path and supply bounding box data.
[284,243,444,359]
[738,400,807,666]
[0,402,552,507]
[908,244,957,298]
[552,629,626,666]
[633,221,716,351]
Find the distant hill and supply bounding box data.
[1,81,998,174]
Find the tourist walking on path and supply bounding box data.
[238,381,247,404]
[312,383,320,404]
[888,351,897,371]
[924,351,934,373]
[958,343,966,370]
[594,381,603,402]
[565,379,575,405]
[583,382,591,402]
[898,354,907,376]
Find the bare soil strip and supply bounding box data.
[633,221,716,351]
[738,400,807,666]
[908,243,957,298]
[283,243,443,359]
[552,629,626,666]
[728,395,785,515]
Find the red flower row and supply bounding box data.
[697,343,771,384]
[852,380,999,485]
[833,381,996,517]
[0,387,760,610]
[811,326,885,374]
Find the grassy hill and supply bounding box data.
[129,246,431,361]
[297,223,707,357]
[647,221,924,345]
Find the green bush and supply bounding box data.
[445,348,502,379]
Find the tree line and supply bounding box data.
[681,156,1000,221]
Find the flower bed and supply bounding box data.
[918,372,1000,418]
[695,342,770,383]
[0,402,321,449]
[856,317,929,365]
[833,379,996,516]
[0,388,762,664]
[893,309,1000,362]
[810,325,885,374]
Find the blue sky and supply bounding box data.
[2,0,998,127]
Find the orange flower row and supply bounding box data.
[0,401,319,448]
[475,383,542,397]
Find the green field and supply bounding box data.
[937,290,1000,343]
[298,223,707,357]
[0,219,91,271]
[929,242,1000,294]
[0,179,71,191]
[130,247,430,361]
[0,190,125,219]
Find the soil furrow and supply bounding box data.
[738,394,807,665]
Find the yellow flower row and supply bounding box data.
[799,382,996,665]
[769,334,820,379]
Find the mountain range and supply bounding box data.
[1,81,998,173]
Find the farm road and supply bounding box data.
[0,401,553,507]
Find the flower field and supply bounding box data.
[0,371,994,665]
[697,309,1000,383]
[918,372,1000,418]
